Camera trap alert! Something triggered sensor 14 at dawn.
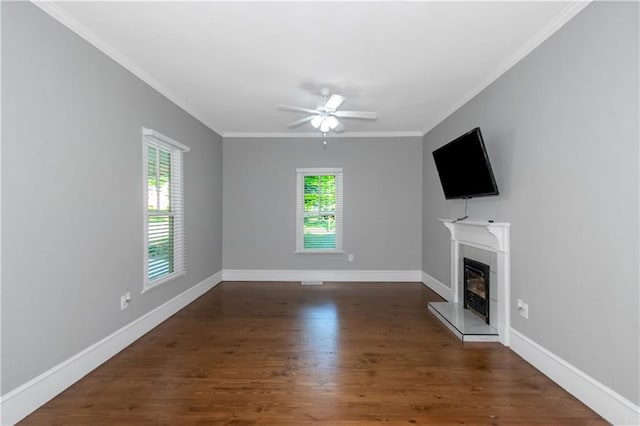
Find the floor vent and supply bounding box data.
[301,280,323,286]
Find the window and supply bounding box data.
[142,127,189,291]
[296,168,343,253]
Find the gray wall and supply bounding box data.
[1,3,223,393]
[224,137,422,270]
[422,2,639,404]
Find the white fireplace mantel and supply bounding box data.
[439,219,510,253]
[438,219,511,345]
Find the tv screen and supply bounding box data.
[432,127,499,200]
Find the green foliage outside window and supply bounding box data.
[147,144,175,279]
[303,175,336,249]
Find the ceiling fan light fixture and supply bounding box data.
[277,90,378,134]
[327,116,339,130]
[310,116,322,128]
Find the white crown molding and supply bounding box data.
[222,131,424,139]
[31,1,590,139]
[421,0,592,135]
[0,271,223,425]
[31,1,224,137]
[510,328,640,425]
[222,269,422,282]
[421,271,452,301]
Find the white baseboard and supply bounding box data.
[6,273,634,426]
[222,269,422,283]
[421,271,452,301]
[510,328,640,426]
[0,271,223,425]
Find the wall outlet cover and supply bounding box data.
[120,292,131,310]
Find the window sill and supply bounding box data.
[295,250,344,254]
[142,270,186,294]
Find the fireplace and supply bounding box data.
[429,219,510,344]
[463,258,490,324]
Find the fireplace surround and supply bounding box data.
[428,219,511,345]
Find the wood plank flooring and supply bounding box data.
[21,282,605,425]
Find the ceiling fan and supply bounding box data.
[277,88,378,133]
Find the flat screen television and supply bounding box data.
[432,127,499,200]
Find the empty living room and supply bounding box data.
[1,1,638,425]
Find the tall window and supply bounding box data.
[143,128,189,290]
[296,168,343,253]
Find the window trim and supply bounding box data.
[142,127,189,293]
[295,167,343,254]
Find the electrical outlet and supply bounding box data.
[517,298,528,319]
[348,254,354,262]
[120,292,131,310]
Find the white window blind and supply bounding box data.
[296,168,343,253]
[142,127,189,290]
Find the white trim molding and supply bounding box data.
[223,131,424,139]
[0,271,223,425]
[142,127,190,153]
[222,269,422,283]
[421,271,452,301]
[31,2,223,136]
[32,1,590,140]
[421,1,592,134]
[510,328,640,426]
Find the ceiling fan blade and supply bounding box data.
[277,105,319,114]
[335,111,378,119]
[287,115,316,128]
[334,122,345,133]
[324,94,345,111]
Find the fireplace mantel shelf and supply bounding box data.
[438,219,510,227]
[438,219,510,253]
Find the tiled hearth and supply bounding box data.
[429,301,498,342]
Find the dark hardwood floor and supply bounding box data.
[22,282,605,425]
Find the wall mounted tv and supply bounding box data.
[432,127,499,200]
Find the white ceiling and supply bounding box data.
[39,1,588,138]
